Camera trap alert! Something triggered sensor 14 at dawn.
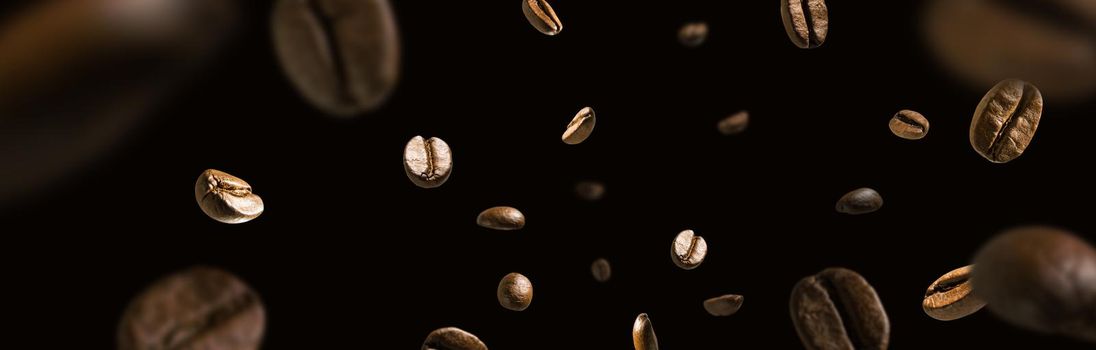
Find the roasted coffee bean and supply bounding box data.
[272,0,400,116]
[889,110,929,140]
[972,226,1096,342]
[422,327,488,350]
[790,267,890,350]
[476,206,525,230]
[678,22,708,47]
[703,294,744,316]
[632,313,658,350]
[835,188,883,215]
[562,107,595,145]
[781,0,828,48]
[497,272,533,311]
[576,180,605,201]
[195,169,264,224]
[404,136,453,188]
[118,266,265,350]
[671,229,707,270]
[718,110,749,135]
[923,265,985,321]
[522,0,562,36]
[591,258,611,282]
[969,79,1044,163]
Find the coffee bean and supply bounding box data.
[522,0,562,36]
[670,229,707,270]
[835,188,882,215]
[889,110,929,140]
[576,180,606,201]
[497,272,533,311]
[404,136,453,188]
[118,266,265,350]
[781,0,828,49]
[703,294,744,316]
[272,0,400,117]
[476,206,525,230]
[195,169,264,224]
[972,226,1096,342]
[591,258,611,282]
[678,22,708,47]
[923,265,985,321]
[969,79,1044,163]
[422,327,488,350]
[790,267,890,350]
[632,313,658,350]
[718,110,749,135]
[562,107,595,145]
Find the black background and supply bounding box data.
[3,0,1096,348]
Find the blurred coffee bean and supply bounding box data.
[888,110,929,140]
[632,313,658,350]
[718,110,749,135]
[703,294,744,316]
[194,169,264,224]
[404,136,453,188]
[522,0,562,36]
[476,206,526,230]
[790,267,890,350]
[969,79,1043,163]
[781,0,828,48]
[678,22,708,47]
[118,266,265,350]
[562,107,595,145]
[591,258,611,282]
[923,265,985,321]
[835,188,883,215]
[671,229,707,270]
[497,272,533,311]
[422,327,488,350]
[575,180,605,201]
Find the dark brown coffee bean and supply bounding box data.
[923,265,985,321]
[422,327,488,350]
[476,206,525,230]
[195,169,264,224]
[718,110,749,135]
[576,180,606,201]
[835,188,883,215]
[678,22,708,47]
[703,294,744,316]
[272,0,400,117]
[972,226,1096,342]
[497,272,533,311]
[970,79,1044,163]
[790,267,890,350]
[781,0,828,48]
[632,313,658,350]
[404,136,453,188]
[670,229,707,270]
[889,110,929,140]
[522,0,562,36]
[562,107,595,145]
[591,258,611,282]
[118,266,265,350]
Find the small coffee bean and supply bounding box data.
[117,266,265,350]
[194,169,264,224]
[703,294,744,316]
[404,136,453,188]
[670,229,707,270]
[576,180,606,201]
[835,188,883,215]
[591,258,611,282]
[889,110,929,140]
[632,313,658,350]
[781,0,828,49]
[718,110,749,135]
[923,265,985,321]
[422,327,487,350]
[790,267,890,350]
[497,272,533,311]
[476,206,525,230]
[562,107,595,145]
[522,0,562,36]
[678,22,708,47]
[969,79,1043,163]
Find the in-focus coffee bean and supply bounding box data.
[781,0,828,48]
[591,258,611,282]
[969,79,1043,163]
[477,206,525,230]
[632,313,658,350]
[790,267,890,350]
[718,110,749,135]
[522,0,562,36]
[404,136,453,188]
[576,180,605,201]
[118,266,265,350]
[195,169,264,224]
[671,229,707,270]
[497,272,533,311]
[889,110,929,140]
[835,187,883,215]
[272,0,400,117]
[422,327,487,350]
[923,265,985,321]
[703,294,744,316]
[562,107,595,145]
[678,22,708,47]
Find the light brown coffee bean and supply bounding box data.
[422,327,487,350]
[923,265,985,321]
[835,188,883,215]
[404,136,453,188]
[591,258,611,282]
[703,294,744,316]
[790,267,890,350]
[671,229,707,270]
[632,313,658,350]
[718,110,749,135]
[889,110,929,140]
[497,272,533,311]
[781,0,828,49]
[195,169,264,224]
[562,107,595,145]
[522,0,561,36]
[476,206,525,230]
[576,180,605,201]
[970,79,1044,163]
[678,22,708,47]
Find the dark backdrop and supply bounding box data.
[3,0,1096,348]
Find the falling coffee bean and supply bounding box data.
[117,266,265,350]
[703,294,744,316]
[671,229,707,270]
[591,258,611,282]
[477,206,526,230]
[632,313,658,350]
[889,110,930,140]
[923,265,985,321]
[497,272,533,311]
[422,327,488,350]
[969,79,1044,163]
[195,169,264,224]
[718,110,749,135]
[790,267,890,350]
[272,0,400,117]
[576,180,606,201]
[678,21,708,47]
[404,136,453,188]
[562,107,595,145]
[835,187,883,215]
[781,0,828,48]
[522,0,562,36]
